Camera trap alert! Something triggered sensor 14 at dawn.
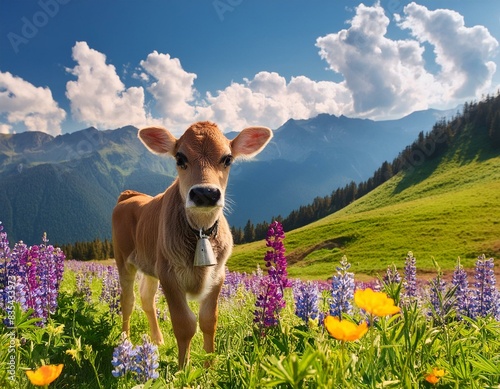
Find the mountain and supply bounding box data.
[0,108,455,245]
[227,108,457,226]
[228,98,500,278]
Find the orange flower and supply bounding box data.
[425,368,445,385]
[324,315,368,341]
[25,364,63,386]
[354,288,400,316]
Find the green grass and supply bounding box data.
[228,125,500,279]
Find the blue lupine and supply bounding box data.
[131,335,160,383]
[402,251,418,302]
[101,265,121,315]
[111,333,159,383]
[471,255,497,318]
[451,259,471,318]
[329,255,354,318]
[428,276,448,317]
[293,280,319,323]
[383,263,401,284]
[111,333,136,378]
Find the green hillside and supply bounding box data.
[228,103,500,279]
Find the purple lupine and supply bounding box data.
[254,221,291,331]
[329,255,354,318]
[402,251,418,302]
[470,255,497,318]
[111,333,136,378]
[293,280,319,324]
[101,265,121,315]
[0,225,65,326]
[451,259,471,318]
[111,333,159,383]
[383,263,401,285]
[131,334,160,383]
[220,268,245,299]
[428,276,449,318]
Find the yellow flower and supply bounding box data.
[324,316,368,341]
[425,368,445,384]
[354,288,400,316]
[25,364,63,386]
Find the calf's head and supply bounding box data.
[138,121,272,230]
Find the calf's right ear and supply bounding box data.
[138,127,177,155]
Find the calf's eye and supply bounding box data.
[176,153,188,170]
[221,155,233,168]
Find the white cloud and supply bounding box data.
[399,2,499,100]
[316,3,437,119]
[316,3,498,119]
[66,41,149,129]
[0,71,66,135]
[197,71,351,131]
[139,51,198,130]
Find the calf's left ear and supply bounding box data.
[139,126,177,156]
[231,126,273,159]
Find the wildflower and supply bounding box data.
[293,280,319,323]
[111,333,136,378]
[470,254,497,318]
[354,288,400,316]
[101,266,121,314]
[425,368,445,385]
[428,275,449,318]
[254,221,290,330]
[402,251,417,302]
[324,316,368,341]
[451,258,471,318]
[0,225,65,326]
[329,255,355,318]
[383,263,401,284]
[25,364,63,386]
[131,335,160,383]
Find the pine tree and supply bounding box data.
[489,111,500,148]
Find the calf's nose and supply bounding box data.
[189,186,221,207]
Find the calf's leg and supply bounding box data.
[117,262,137,336]
[199,284,223,356]
[140,274,164,345]
[160,274,197,367]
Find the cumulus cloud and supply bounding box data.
[316,3,437,118]
[316,2,498,119]
[197,71,351,131]
[5,3,497,136]
[66,41,149,129]
[139,51,198,130]
[0,71,66,135]
[398,2,498,99]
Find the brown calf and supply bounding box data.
[112,121,272,366]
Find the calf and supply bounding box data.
[112,121,272,366]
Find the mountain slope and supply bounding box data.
[228,110,500,278]
[0,108,456,245]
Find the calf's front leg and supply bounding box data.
[159,273,197,367]
[199,283,223,356]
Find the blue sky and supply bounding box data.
[1,0,499,135]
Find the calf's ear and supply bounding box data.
[231,127,273,159]
[139,127,177,155]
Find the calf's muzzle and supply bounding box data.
[189,185,222,207]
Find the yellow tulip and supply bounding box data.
[25,364,63,386]
[354,288,400,316]
[324,316,368,341]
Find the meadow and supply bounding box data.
[229,126,500,279]
[1,222,500,388]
